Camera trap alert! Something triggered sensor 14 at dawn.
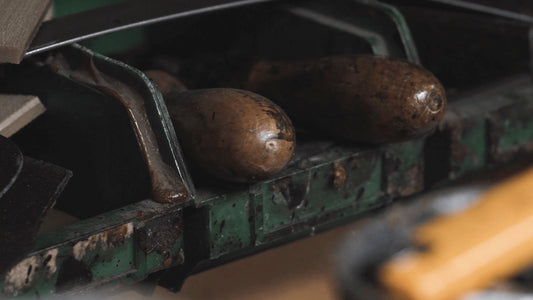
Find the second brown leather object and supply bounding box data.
[146,70,295,183]
[245,55,447,144]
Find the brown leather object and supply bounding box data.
[146,70,295,182]
[245,55,447,144]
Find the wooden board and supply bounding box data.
[0,95,45,137]
[0,0,52,64]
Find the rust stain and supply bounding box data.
[137,216,182,256]
[272,177,291,194]
[73,223,133,261]
[332,161,347,188]
[390,165,424,197]
[451,142,477,164]
[104,223,134,245]
[448,122,478,165]
[272,177,308,209]
[149,249,185,273]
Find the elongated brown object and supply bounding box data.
[145,70,295,182]
[245,55,447,144]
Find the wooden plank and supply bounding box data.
[0,0,52,64]
[0,95,45,137]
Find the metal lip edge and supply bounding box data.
[58,44,197,202]
[79,44,198,200]
[26,0,276,57]
[425,0,533,24]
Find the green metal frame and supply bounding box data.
[2,0,533,298]
[2,72,533,298]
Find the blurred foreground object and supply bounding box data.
[380,166,533,300]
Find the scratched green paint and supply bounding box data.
[208,193,252,258]
[8,76,533,298]
[451,119,487,178]
[384,140,424,197]
[258,151,383,237]
[356,157,383,211]
[496,116,533,151]
[89,239,135,280]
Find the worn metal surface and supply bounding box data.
[425,76,533,187]
[0,156,72,281]
[384,140,424,197]
[2,74,532,297]
[1,1,533,295]
[166,75,533,285]
[0,200,184,298]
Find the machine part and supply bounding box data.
[145,70,295,182]
[0,153,72,278]
[26,0,277,57]
[335,186,487,300]
[44,44,194,203]
[1,200,185,298]
[1,73,533,297]
[1,1,533,290]
[380,165,533,300]
[0,136,23,199]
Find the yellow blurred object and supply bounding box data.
[379,166,533,300]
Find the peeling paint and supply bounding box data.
[3,248,58,296]
[73,234,103,261]
[73,223,133,261]
[332,161,347,188]
[4,256,38,296]
[46,249,58,274]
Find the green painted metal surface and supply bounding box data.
[1,0,533,297]
[258,149,382,239]
[3,60,533,300]
[208,192,252,258]
[0,200,184,298]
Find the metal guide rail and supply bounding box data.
[0,0,532,297]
